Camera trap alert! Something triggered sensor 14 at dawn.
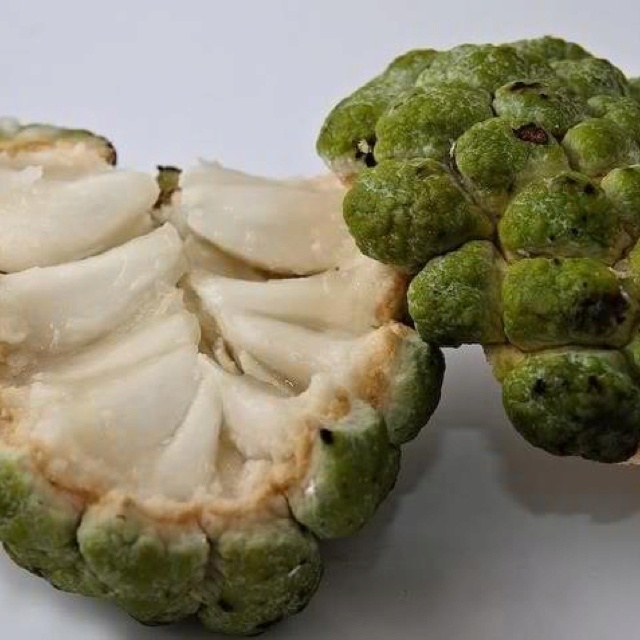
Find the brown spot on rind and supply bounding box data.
[572,290,629,335]
[509,81,543,92]
[513,123,550,145]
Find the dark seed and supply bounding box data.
[587,375,603,392]
[319,429,334,445]
[218,599,234,613]
[532,378,547,396]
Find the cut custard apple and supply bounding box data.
[0,119,444,635]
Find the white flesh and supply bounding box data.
[0,166,158,272]
[0,160,401,513]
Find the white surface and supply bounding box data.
[1,2,640,638]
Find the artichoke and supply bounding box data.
[0,120,444,634]
[318,36,640,463]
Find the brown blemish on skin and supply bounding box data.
[509,81,543,92]
[572,290,629,335]
[513,123,550,145]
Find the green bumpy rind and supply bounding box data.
[287,401,399,539]
[588,96,640,145]
[502,257,637,351]
[510,36,592,62]
[601,165,640,236]
[319,37,640,464]
[503,350,640,462]
[78,506,210,624]
[374,84,493,163]
[415,44,552,93]
[343,158,493,270]
[382,332,445,445]
[562,118,640,176]
[408,240,505,347]
[0,450,323,634]
[0,450,107,597]
[551,57,630,99]
[200,521,323,637]
[498,172,627,263]
[493,80,587,137]
[454,117,570,214]
[316,49,437,177]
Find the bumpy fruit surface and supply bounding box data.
[318,36,640,463]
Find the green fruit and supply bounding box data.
[319,36,640,463]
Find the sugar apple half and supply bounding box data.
[318,35,640,464]
[0,120,444,635]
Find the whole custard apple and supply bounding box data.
[0,121,444,635]
[317,36,640,464]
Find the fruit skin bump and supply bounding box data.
[0,123,444,635]
[319,35,640,464]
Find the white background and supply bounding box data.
[1,1,640,638]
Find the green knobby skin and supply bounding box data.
[454,117,570,215]
[503,350,640,462]
[0,450,107,597]
[78,506,209,624]
[502,257,636,351]
[562,118,640,177]
[0,122,117,165]
[551,58,630,99]
[316,49,437,177]
[623,330,640,379]
[601,165,640,236]
[374,84,493,163]
[343,158,493,270]
[319,37,640,464]
[498,172,627,263]
[287,401,398,539]
[493,80,588,138]
[408,241,505,347]
[200,521,322,636]
[381,333,445,445]
[415,44,552,93]
[510,36,592,62]
[625,236,640,298]
[587,96,640,144]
